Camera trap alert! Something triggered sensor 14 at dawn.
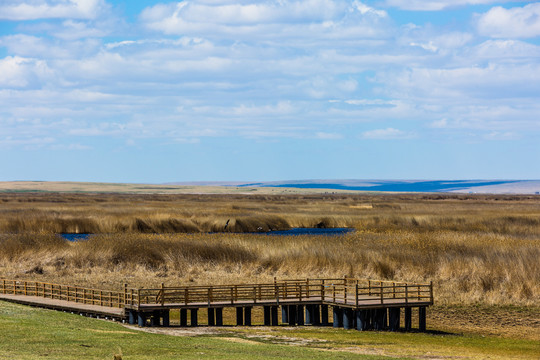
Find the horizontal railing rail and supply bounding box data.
[0,279,134,309]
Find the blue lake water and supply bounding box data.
[60,228,354,241]
[60,233,93,241]
[251,180,516,192]
[266,228,354,236]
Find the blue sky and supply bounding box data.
[1,0,539,183]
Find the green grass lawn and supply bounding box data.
[1,300,538,359]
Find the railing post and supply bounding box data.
[230,287,234,304]
[430,281,434,304]
[24,281,27,296]
[306,278,310,298]
[393,282,396,299]
[355,284,358,307]
[417,285,421,300]
[368,280,371,296]
[161,283,165,306]
[13,280,16,295]
[405,284,408,304]
[344,284,347,305]
[137,288,141,310]
[380,284,384,304]
[208,286,212,306]
[124,284,127,307]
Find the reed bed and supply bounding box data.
[0,192,538,305]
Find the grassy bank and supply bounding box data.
[1,300,538,359]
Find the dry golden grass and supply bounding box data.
[0,192,539,307]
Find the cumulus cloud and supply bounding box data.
[0,56,54,88]
[383,0,519,11]
[140,0,390,39]
[0,0,109,20]
[477,3,540,38]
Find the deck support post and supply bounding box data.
[321,304,329,326]
[313,305,321,326]
[128,310,137,325]
[343,308,354,330]
[305,305,313,325]
[263,306,271,326]
[244,307,252,326]
[137,312,146,327]
[281,306,289,324]
[162,310,170,327]
[389,308,400,331]
[236,307,244,326]
[419,307,426,332]
[333,306,343,328]
[288,305,297,326]
[190,308,198,327]
[180,309,187,327]
[216,308,223,326]
[355,310,367,331]
[150,311,160,327]
[404,308,412,331]
[208,308,215,326]
[270,306,279,326]
[297,305,304,326]
[373,309,386,330]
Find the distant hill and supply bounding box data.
[1,180,539,195]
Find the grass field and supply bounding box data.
[1,300,538,360]
[0,188,539,358]
[1,191,538,305]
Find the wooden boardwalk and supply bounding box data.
[1,278,433,331]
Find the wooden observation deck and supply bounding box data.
[0,277,433,331]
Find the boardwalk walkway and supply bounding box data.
[1,278,433,331]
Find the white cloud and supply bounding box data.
[316,132,343,139]
[471,39,540,61]
[430,118,448,128]
[140,0,390,39]
[383,0,519,11]
[0,0,109,20]
[0,56,54,88]
[361,128,415,139]
[377,62,540,101]
[0,34,101,58]
[477,3,540,38]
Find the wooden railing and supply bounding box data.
[131,278,433,309]
[0,279,135,309]
[1,277,433,310]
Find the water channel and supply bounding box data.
[60,227,354,241]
